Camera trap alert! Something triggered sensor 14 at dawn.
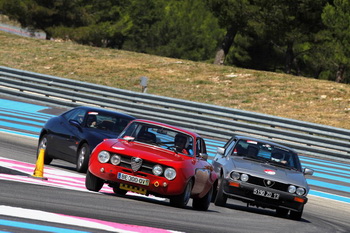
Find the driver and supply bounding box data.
[271,152,288,164]
[174,134,190,155]
[86,115,97,128]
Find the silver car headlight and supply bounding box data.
[152,165,163,176]
[288,185,296,193]
[240,173,249,182]
[110,155,121,165]
[296,187,306,196]
[164,168,176,180]
[98,151,110,163]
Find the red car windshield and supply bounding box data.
[120,122,194,156]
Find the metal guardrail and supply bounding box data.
[1,65,350,161]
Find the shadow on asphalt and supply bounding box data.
[224,201,311,223]
[0,166,29,176]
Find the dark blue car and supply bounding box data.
[37,106,135,172]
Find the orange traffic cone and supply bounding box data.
[32,148,48,180]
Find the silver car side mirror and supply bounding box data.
[303,167,314,176]
[199,153,208,160]
[217,147,225,155]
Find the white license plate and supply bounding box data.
[117,172,150,186]
[253,188,280,200]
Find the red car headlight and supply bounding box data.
[98,151,110,163]
[152,165,163,176]
[164,168,176,180]
[110,155,121,165]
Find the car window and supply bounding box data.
[120,122,194,156]
[196,138,207,155]
[63,108,86,124]
[225,138,236,156]
[86,111,132,134]
[231,139,302,171]
[224,137,236,149]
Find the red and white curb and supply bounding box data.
[0,156,112,193]
[0,156,165,201]
[0,157,177,233]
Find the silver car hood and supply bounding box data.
[231,157,309,189]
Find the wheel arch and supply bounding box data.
[77,140,91,154]
[38,130,48,142]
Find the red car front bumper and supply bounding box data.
[89,162,187,196]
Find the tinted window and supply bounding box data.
[63,108,86,124]
[86,111,132,134]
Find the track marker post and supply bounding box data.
[31,148,48,180]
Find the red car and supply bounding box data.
[85,119,217,210]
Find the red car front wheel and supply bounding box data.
[85,170,104,192]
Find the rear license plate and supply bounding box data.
[117,172,150,186]
[253,188,280,200]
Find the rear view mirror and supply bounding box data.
[217,147,225,155]
[199,153,208,160]
[69,119,81,128]
[303,167,314,176]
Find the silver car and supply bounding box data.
[212,136,314,220]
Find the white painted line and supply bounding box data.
[0,205,182,233]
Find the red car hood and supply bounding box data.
[105,139,186,162]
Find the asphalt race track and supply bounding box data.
[0,97,350,233]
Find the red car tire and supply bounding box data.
[85,170,104,192]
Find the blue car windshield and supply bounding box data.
[232,139,302,171]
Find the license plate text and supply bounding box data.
[253,188,280,199]
[117,172,150,186]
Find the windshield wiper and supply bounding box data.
[243,156,268,163]
[267,160,293,169]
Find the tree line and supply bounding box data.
[1,0,349,83]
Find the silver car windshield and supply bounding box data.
[232,139,302,171]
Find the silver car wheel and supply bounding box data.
[214,175,227,206]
